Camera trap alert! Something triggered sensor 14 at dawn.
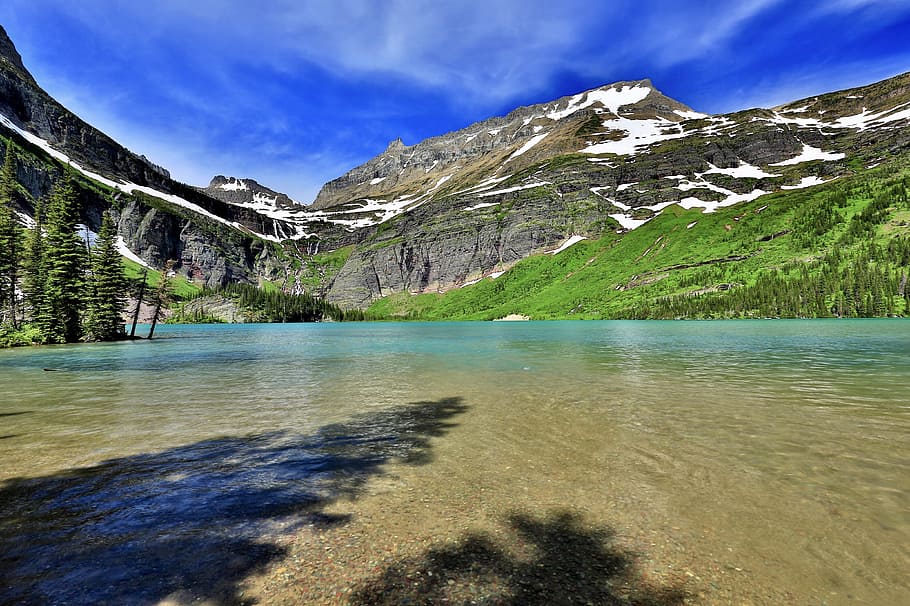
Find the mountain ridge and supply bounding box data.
[310,78,695,210]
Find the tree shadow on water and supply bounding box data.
[352,509,689,606]
[0,397,468,605]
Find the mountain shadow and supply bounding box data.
[351,509,689,606]
[0,396,468,605]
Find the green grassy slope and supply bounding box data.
[122,258,201,299]
[368,161,910,320]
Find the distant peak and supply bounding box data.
[597,78,653,90]
[209,175,249,191]
[385,137,407,152]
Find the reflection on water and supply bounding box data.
[0,320,908,604]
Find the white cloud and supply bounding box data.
[5,0,618,105]
[634,0,784,68]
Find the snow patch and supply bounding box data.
[677,190,768,213]
[832,102,910,130]
[76,224,97,247]
[674,109,709,119]
[781,176,831,190]
[370,176,387,185]
[463,202,500,211]
[249,191,278,207]
[580,116,687,155]
[507,132,549,161]
[15,211,36,229]
[548,235,586,254]
[546,84,651,121]
[770,144,845,166]
[610,213,650,230]
[116,236,150,267]
[217,178,248,191]
[704,162,779,179]
[674,172,770,211]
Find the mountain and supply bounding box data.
[295,70,910,308]
[0,25,299,288]
[310,78,695,209]
[2,23,909,316]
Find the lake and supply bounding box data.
[1,320,908,605]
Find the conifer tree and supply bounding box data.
[39,173,85,343]
[22,196,46,321]
[0,142,21,327]
[84,210,127,341]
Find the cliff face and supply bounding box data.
[0,25,294,288]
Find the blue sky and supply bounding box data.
[2,1,910,203]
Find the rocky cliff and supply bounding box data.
[0,25,297,288]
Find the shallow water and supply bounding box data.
[1,320,908,604]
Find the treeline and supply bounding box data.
[175,282,377,323]
[628,242,910,319]
[0,144,131,345]
[624,180,910,319]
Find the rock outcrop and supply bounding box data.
[0,25,288,288]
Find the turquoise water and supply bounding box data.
[1,320,908,604]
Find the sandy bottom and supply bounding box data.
[234,388,905,606]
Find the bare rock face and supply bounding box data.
[0,25,33,83]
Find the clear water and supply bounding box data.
[1,320,908,604]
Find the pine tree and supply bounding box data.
[84,210,127,341]
[22,196,46,322]
[39,173,85,343]
[0,142,21,327]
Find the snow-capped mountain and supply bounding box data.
[2,22,909,307]
[286,71,910,306]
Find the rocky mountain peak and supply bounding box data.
[310,78,699,210]
[385,137,407,152]
[0,25,34,83]
[202,175,301,211]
